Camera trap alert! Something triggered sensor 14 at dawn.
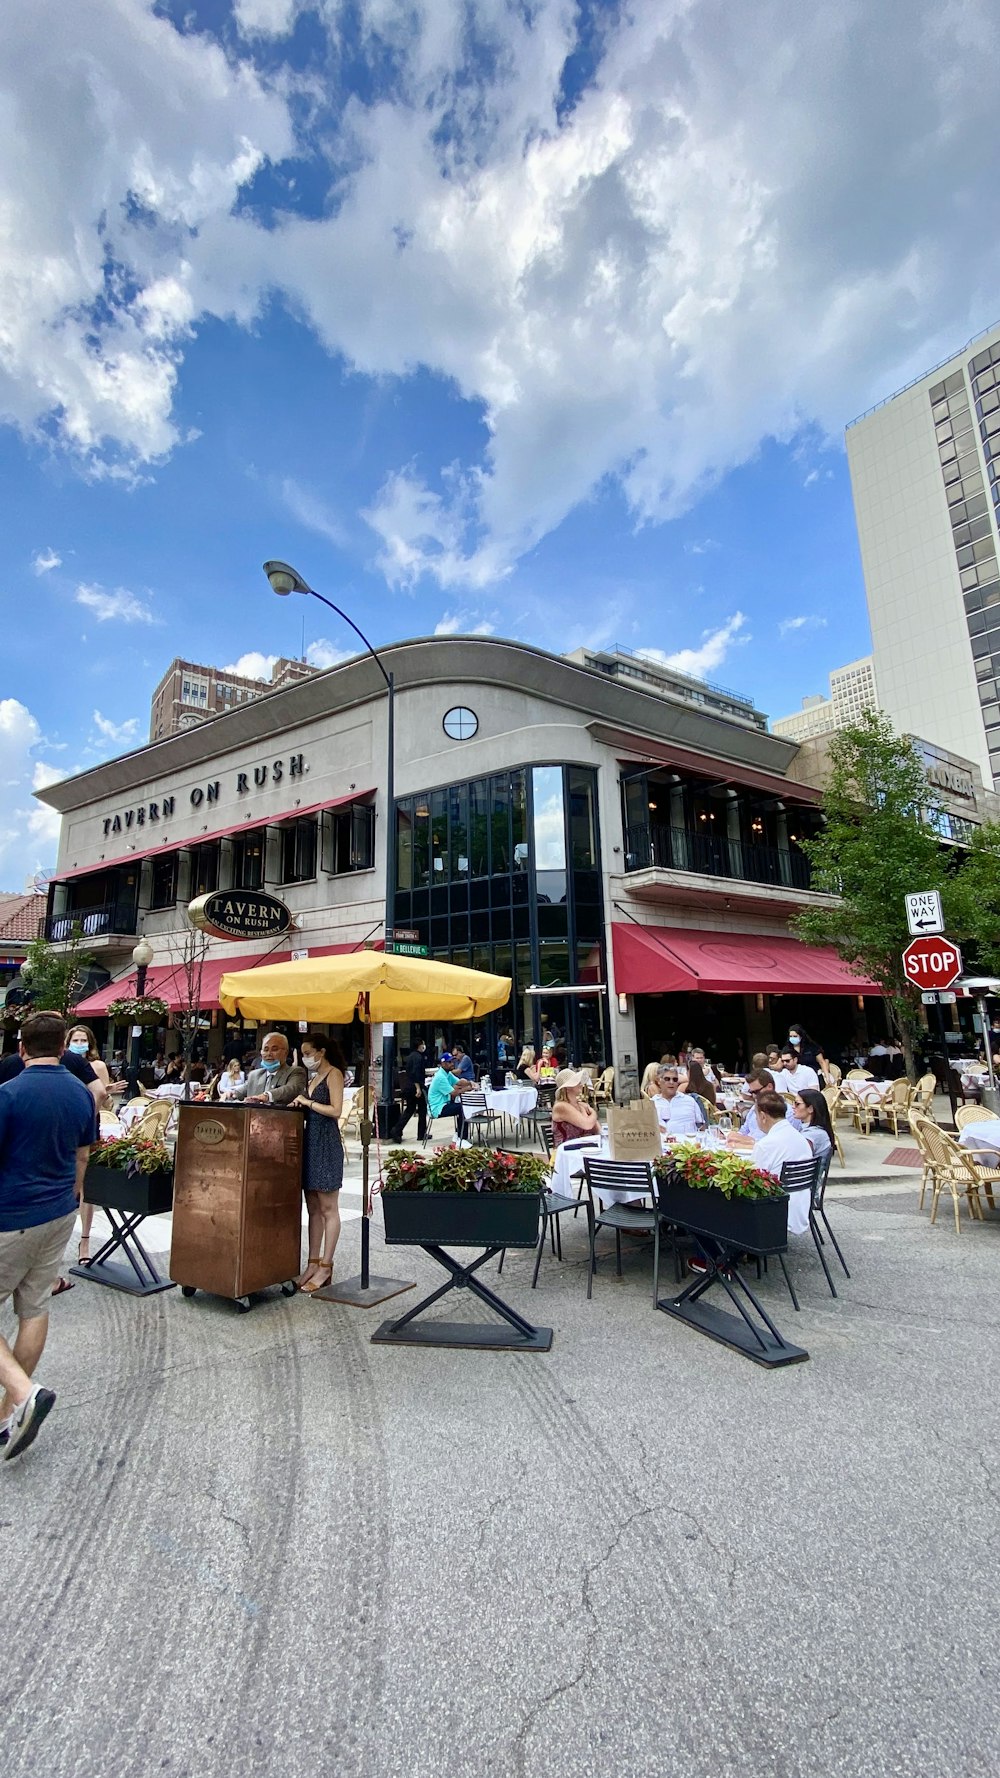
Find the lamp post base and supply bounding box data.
[312,1274,415,1308]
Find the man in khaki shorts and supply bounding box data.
[0,1011,96,1461]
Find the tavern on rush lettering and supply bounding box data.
[101,757,306,834]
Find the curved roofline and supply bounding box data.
[36,634,796,813]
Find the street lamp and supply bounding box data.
[129,935,154,1075]
[264,561,399,1292]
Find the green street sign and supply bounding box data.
[387,941,428,957]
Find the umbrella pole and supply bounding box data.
[314,992,414,1310]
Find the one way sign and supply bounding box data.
[905,890,945,937]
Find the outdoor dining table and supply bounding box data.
[483,1083,537,1143]
[958,1121,1000,1162]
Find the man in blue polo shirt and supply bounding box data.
[0,1011,97,1461]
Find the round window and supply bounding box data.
[442,706,479,741]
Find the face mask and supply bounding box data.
[68,1041,89,1056]
[790,1035,801,1046]
[260,1059,280,1072]
[303,1056,320,1073]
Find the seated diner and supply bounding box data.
[551,1070,600,1147]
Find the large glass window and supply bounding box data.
[325,803,375,875]
[532,765,566,906]
[190,843,218,897]
[232,829,264,890]
[281,818,317,884]
[150,854,177,909]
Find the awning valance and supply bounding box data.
[57,789,375,880]
[612,923,880,997]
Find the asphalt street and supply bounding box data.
[4,1172,1000,1778]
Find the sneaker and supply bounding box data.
[3,1385,56,1461]
[0,1413,12,1450]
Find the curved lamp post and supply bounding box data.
[264,560,398,1300]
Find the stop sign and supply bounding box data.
[902,935,963,991]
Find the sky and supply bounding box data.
[3,0,1000,888]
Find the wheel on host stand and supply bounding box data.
[235,1296,252,1314]
[181,1285,196,1298]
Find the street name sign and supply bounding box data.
[905,891,944,937]
[922,990,957,1005]
[386,941,429,957]
[903,936,962,992]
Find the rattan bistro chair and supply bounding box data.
[582,1158,661,1306]
[954,1104,1000,1130]
[884,1076,916,1138]
[914,1117,995,1231]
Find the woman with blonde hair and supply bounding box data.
[641,1061,661,1099]
[65,1023,110,1268]
[217,1056,245,1100]
[515,1045,539,1084]
[551,1070,600,1148]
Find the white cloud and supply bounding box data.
[2,0,1000,580]
[0,701,59,881]
[778,614,828,638]
[305,639,351,669]
[92,710,140,745]
[222,652,277,681]
[684,540,719,557]
[638,612,749,680]
[433,613,496,637]
[279,477,350,550]
[75,583,158,625]
[32,548,61,575]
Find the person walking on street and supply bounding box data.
[389,1041,428,1143]
[0,1012,97,1461]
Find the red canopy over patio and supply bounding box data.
[612,923,880,997]
[73,942,379,1016]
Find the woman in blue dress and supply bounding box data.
[291,1033,347,1293]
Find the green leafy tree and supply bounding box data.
[946,821,1000,978]
[21,929,95,1018]
[792,712,946,1077]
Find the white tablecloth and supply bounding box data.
[484,1085,537,1121]
[958,1121,1000,1161]
[846,1081,892,1105]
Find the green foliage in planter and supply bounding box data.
[105,994,169,1024]
[654,1143,783,1202]
[92,1133,173,1176]
[383,1144,549,1195]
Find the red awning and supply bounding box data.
[612,923,881,997]
[74,941,381,1016]
[58,789,375,880]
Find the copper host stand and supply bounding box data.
[170,1103,304,1312]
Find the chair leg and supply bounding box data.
[652,1220,661,1308]
[818,1209,850,1277]
[587,1214,597,1300]
[531,1222,545,1289]
[497,1245,506,1275]
[808,1216,837,1298]
[615,1228,622,1277]
[554,1214,563,1261]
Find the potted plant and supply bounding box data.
[105,993,169,1027]
[380,1145,549,1248]
[653,1144,788,1251]
[86,1131,174,1217]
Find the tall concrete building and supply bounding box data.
[846,320,1000,786]
[772,656,878,742]
[149,656,319,740]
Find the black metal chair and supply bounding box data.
[498,1125,586,1284]
[582,1158,661,1305]
[460,1091,501,1146]
[771,1153,849,1309]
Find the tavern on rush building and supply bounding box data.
[35,637,886,1079]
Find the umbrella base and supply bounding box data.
[313,1273,415,1308]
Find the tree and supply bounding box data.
[945,821,1000,978]
[21,929,95,1018]
[164,922,209,1099]
[792,711,946,1076]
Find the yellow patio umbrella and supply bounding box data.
[219,949,512,1306]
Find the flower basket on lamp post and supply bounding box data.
[106,994,169,1028]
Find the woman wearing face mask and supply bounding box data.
[787,1025,821,1073]
[66,1025,110,1266]
[291,1032,347,1293]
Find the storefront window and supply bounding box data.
[190,843,218,897]
[232,829,264,890]
[281,818,317,884]
[469,779,489,877]
[532,765,566,906]
[150,854,177,909]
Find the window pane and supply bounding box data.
[490,775,510,874]
[568,767,598,868]
[431,789,448,880]
[396,803,413,891]
[412,798,430,889]
[469,779,489,877]
[510,770,528,874]
[449,782,468,880]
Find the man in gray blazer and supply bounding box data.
[233,1032,306,1105]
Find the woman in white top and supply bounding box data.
[217,1058,245,1100]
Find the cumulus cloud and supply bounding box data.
[92,710,140,745]
[0,700,60,880]
[305,639,351,669]
[75,583,158,624]
[222,652,277,681]
[638,613,749,680]
[32,548,61,575]
[434,613,496,637]
[778,614,828,638]
[2,0,1000,581]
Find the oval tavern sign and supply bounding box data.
[188,890,293,943]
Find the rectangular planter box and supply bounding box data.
[656,1174,788,1254]
[84,1163,174,1217]
[381,1190,542,1249]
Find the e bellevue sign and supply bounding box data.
[188,890,293,943]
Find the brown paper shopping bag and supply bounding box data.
[607,1097,662,1162]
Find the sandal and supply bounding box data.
[78,1237,91,1265]
[52,1276,75,1296]
[296,1255,322,1287]
[299,1263,333,1294]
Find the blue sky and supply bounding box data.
[3,0,1000,887]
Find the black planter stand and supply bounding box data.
[71,1165,175,1298]
[658,1232,807,1368]
[371,1243,552,1350]
[374,1191,551,1350]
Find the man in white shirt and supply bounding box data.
[731,1068,774,1143]
[751,1091,814,1234]
[688,1047,718,1086]
[773,1048,820,1094]
[652,1065,705,1136]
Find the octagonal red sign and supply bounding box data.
[902,936,962,992]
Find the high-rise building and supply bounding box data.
[846,320,1000,787]
[563,644,767,732]
[149,656,319,741]
[772,656,878,741]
